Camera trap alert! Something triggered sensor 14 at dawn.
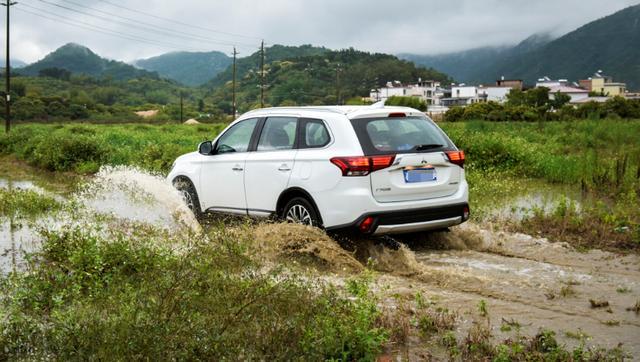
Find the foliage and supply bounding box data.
[205,46,451,112]
[0,123,226,173]
[445,94,640,122]
[0,188,61,218]
[0,224,387,360]
[385,96,427,111]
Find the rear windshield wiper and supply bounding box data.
[413,144,443,151]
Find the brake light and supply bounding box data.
[388,112,406,118]
[446,150,465,168]
[359,216,375,233]
[330,155,396,176]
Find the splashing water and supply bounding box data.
[75,166,201,234]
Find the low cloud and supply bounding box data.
[9,0,639,63]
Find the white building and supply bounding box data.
[478,86,512,103]
[548,85,589,103]
[370,79,442,105]
[536,77,569,88]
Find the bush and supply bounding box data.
[386,96,427,111]
[29,134,109,172]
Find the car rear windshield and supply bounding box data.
[350,116,455,155]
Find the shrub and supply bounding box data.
[30,133,109,172]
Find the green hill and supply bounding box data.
[20,43,158,81]
[205,46,452,112]
[496,4,640,89]
[135,51,232,86]
[402,5,640,90]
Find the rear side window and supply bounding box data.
[350,116,453,155]
[299,119,330,148]
[257,117,297,151]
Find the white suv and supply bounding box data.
[168,105,469,235]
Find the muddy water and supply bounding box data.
[378,226,640,357]
[0,163,200,273]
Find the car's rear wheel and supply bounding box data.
[173,178,203,220]
[282,197,321,227]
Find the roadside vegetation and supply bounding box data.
[0,123,225,173]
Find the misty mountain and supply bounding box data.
[135,51,232,87]
[1,59,27,68]
[402,4,640,90]
[400,33,554,85]
[19,43,158,80]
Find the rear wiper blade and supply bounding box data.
[414,144,443,151]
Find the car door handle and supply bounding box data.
[278,164,291,171]
[232,165,244,171]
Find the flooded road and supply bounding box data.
[1,157,638,357]
[386,226,640,356]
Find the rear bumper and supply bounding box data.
[327,203,469,235]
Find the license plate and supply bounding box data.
[403,167,437,183]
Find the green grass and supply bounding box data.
[0,223,388,360]
[0,188,61,218]
[0,123,227,173]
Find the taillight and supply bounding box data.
[446,150,465,168]
[359,216,375,233]
[463,205,470,221]
[330,155,396,176]
[388,112,406,118]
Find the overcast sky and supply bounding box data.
[7,0,640,63]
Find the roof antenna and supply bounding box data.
[371,100,386,108]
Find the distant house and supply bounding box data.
[536,76,570,88]
[548,85,589,103]
[496,78,523,90]
[478,86,512,103]
[369,79,442,105]
[579,71,627,96]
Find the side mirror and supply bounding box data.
[198,141,213,155]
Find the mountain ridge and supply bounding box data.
[401,5,640,89]
[135,51,232,86]
[19,43,158,80]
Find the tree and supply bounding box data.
[550,91,571,109]
[38,67,72,81]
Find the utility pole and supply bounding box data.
[335,64,342,105]
[231,47,238,117]
[260,40,265,108]
[2,0,16,133]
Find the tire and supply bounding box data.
[282,197,321,227]
[173,178,203,220]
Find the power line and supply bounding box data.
[16,6,203,52]
[95,0,262,41]
[27,0,259,49]
[55,0,259,49]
